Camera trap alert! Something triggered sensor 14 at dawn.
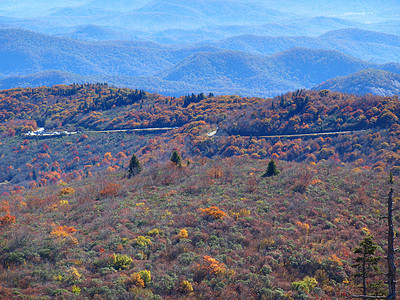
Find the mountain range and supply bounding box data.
[0,1,400,97]
[2,0,400,25]
[0,27,399,97]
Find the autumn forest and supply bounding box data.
[0,83,399,299]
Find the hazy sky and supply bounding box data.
[0,0,89,17]
[0,0,397,23]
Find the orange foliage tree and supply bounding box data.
[197,256,226,277]
[200,206,227,219]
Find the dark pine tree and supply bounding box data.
[262,159,279,177]
[127,154,142,178]
[170,150,182,167]
[353,235,383,298]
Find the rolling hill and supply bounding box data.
[0,70,90,89]
[158,48,399,96]
[42,0,291,31]
[213,29,400,64]
[263,0,400,22]
[313,69,400,96]
[57,25,128,41]
[0,71,205,97]
[145,17,363,44]
[267,48,373,85]
[0,28,174,77]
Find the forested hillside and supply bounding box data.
[0,84,399,299]
[0,150,396,299]
[1,85,400,196]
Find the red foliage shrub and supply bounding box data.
[99,183,121,198]
[0,214,16,226]
[0,201,10,214]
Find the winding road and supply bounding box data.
[26,126,379,141]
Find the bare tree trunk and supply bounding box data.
[387,187,396,300]
[363,251,366,299]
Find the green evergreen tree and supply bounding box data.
[170,150,182,167]
[389,171,394,184]
[353,235,383,298]
[262,159,279,177]
[127,154,142,178]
